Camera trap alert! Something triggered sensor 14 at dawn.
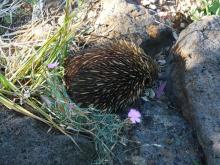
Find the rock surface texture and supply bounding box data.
[91,0,154,41]
[114,100,203,164]
[80,0,173,55]
[0,107,95,165]
[169,16,220,164]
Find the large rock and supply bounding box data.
[91,0,154,41]
[168,16,220,164]
[0,107,95,165]
[113,101,203,164]
[79,0,173,55]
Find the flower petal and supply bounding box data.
[128,109,141,118]
[48,61,59,69]
[128,109,141,124]
[156,81,167,98]
[135,118,141,123]
[129,117,137,123]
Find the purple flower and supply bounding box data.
[128,109,141,124]
[155,81,167,98]
[68,103,75,110]
[47,61,59,69]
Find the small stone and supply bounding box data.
[180,22,186,28]
[150,0,157,3]
[181,5,189,12]
[141,0,150,6]
[170,6,176,13]
[158,11,167,17]
[32,0,44,21]
[149,4,157,10]
[144,88,155,99]
[24,90,30,99]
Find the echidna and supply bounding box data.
[64,40,158,111]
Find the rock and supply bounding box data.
[32,0,64,20]
[32,0,44,21]
[89,0,154,44]
[141,0,151,6]
[113,101,203,164]
[79,0,173,55]
[0,106,95,165]
[168,16,220,164]
[149,0,157,3]
[149,4,157,10]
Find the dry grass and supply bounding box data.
[0,0,125,164]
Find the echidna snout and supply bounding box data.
[64,40,158,111]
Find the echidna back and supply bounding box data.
[64,41,158,111]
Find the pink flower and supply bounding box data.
[68,103,76,109]
[128,109,141,124]
[155,81,167,98]
[47,61,59,69]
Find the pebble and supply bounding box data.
[169,6,176,13]
[181,4,189,12]
[149,4,157,10]
[149,0,157,3]
[158,11,168,17]
[180,22,186,28]
[141,0,151,6]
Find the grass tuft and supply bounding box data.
[190,0,220,20]
[0,0,125,164]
